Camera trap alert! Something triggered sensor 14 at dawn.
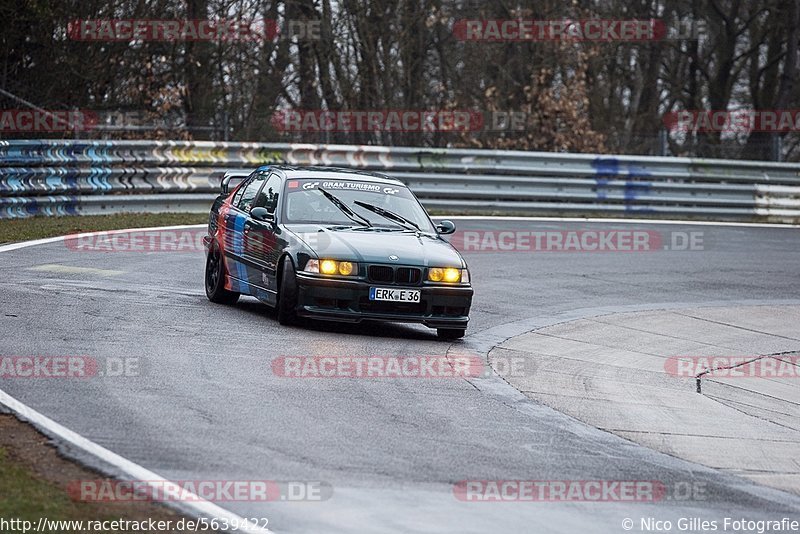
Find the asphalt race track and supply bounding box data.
[2,217,800,533]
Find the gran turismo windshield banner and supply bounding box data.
[287,179,404,197]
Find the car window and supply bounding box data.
[253,173,281,214]
[231,181,247,207]
[231,172,257,207]
[237,174,267,213]
[284,179,435,232]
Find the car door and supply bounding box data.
[226,172,267,293]
[243,172,285,300]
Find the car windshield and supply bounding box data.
[283,178,436,233]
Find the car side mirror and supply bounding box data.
[436,220,456,235]
[250,207,275,223]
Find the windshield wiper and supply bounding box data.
[318,187,372,228]
[353,200,420,232]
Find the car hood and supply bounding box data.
[286,224,465,267]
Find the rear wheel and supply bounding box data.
[277,256,299,325]
[437,328,466,340]
[205,242,239,304]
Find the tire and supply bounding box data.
[437,328,466,340]
[277,256,299,326]
[205,242,239,305]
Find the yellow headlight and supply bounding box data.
[320,260,338,275]
[338,261,354,275]
[428,267,462,283]
[443,268,461,283]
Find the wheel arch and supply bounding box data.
[276,252,296,292]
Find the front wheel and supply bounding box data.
[277,256,299,325]
[205,243,239,304]
[437,328,466,340]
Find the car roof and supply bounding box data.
[256,165,404,186]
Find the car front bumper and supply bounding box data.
[295,273,473,329]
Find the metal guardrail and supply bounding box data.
[1,140,799,221]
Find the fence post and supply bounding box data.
[658,128,668,157]
[772,134,783,162]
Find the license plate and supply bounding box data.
[369,287,421,303]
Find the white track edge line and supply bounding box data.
[0,224,206,253]
[0,389,274,533]
[442,216,800,228]
[1,222,273,533]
